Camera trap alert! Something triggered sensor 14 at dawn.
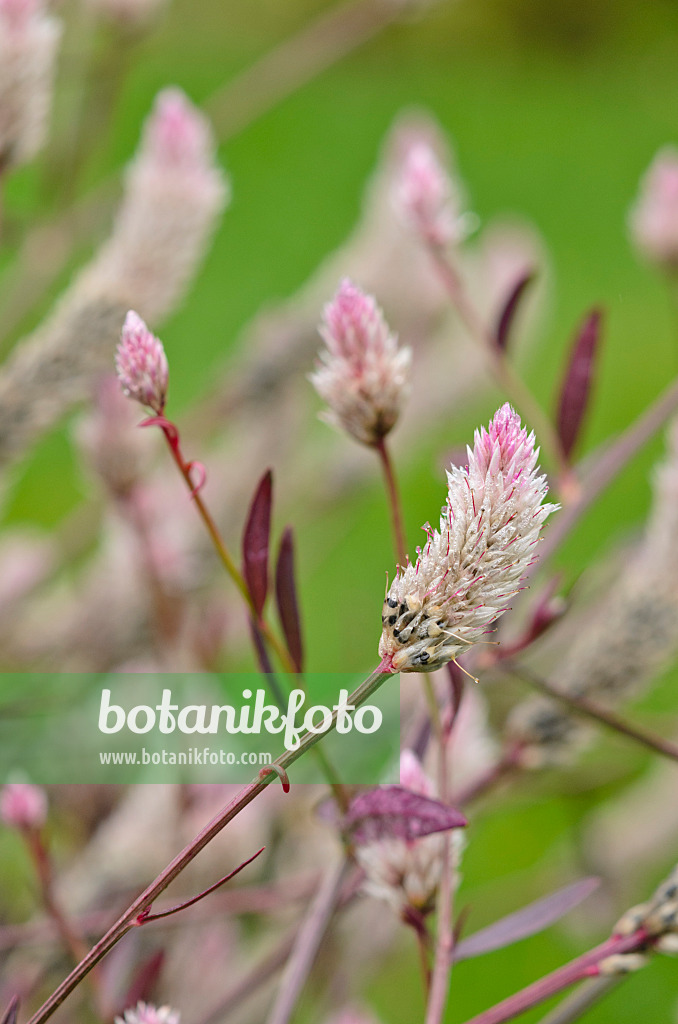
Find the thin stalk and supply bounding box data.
[160,428,296,674]
[508,663,678,764]
[538,372,678,567]
[266,854,348,1024]
[536,977,620,1024]
[375,436,408,565]
[205,0,401,139]
[429,249,569,482]
[25,832,91,970]
[425,676,456,1024]
[460,930,647,1024]
[25,660,395,1024]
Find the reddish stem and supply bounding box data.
[375,435,408,565]
[460,930,649,1024]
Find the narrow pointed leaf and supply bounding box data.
[0,997,18,1024]
[275,526,304,672]
[454,877,600,963]
[346,785,467,845]
[242,470,273,616]
[556,310,603,460]
[495,270,535,352]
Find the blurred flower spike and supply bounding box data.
[379,403,558,672]
[393,138,466,247]
[311,278,411,447]
[0,782,47,831]
[0,0,61,170]
[116,311,169,415]
[630,147,678,268]
[115,1003,180,1024]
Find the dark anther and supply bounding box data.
[387,597,398,608]
[420,651,430,664]
[388,615,397,625]
[399,602,407,614]
[393,629,400,639]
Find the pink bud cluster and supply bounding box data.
[380,403,557,672]
[0,782,47,830]
[392,138,465,247]
[629,148,678,268]
[0,0,61,169]
[311,278,411,447]
[115,310,169,414]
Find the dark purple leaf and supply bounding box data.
[495,270,535,352]
[346,785,467,845]
[275,527,304,672]
[556,309,603,460]
[0,997,18,1024]
[242,470,273,617]
[453,877,600,962]
[115,951,165,1016]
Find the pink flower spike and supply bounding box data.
[393,138,465,247]
[311,278,411,447]
[116,311,169,415]
[0,782,47,830]
[145,88,212,171]
[379,403,558,672]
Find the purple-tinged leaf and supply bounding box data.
[275,526,304,672]
[453,877,600,963]
[0,996,18,1024]
[556,309,603,461]
[345,785,467,845]
[495,271,535,352]
[115,950,165,1017]
[242,470,273,617]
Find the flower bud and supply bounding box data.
[392,137,466,247]
[115,311,169,414]
[0,782,47,830]
[115,1003,180,1024]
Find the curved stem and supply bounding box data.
[459,930,647,1024]
[375,436,408,565]
[25,660,394,1024]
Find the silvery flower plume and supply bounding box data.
[0,0,61,170]
[311,278,411,447]
[392,130,470,248]
[115,1003,180,1024]
[379,403,558,672]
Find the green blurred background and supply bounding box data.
[3,0,678,1020]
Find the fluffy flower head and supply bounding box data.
[115,1003,180,1024]
[311,278,411,446]
[379,404,557,672]
[0,782,47,830]
[629,148,678,267]
[392,138,465,247]
[115,311,169,414]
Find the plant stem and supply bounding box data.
[266,854,348,1024]
[508,663,678,764]
[538,372,678,567]
[429,248,570,483]
[459,930,647,1024]
[160,427,296,673]
[375,436,408,565]
[205,0,401,139]
[425,676,456,1024]
[535,977,620,1024]
[25,660,394,1024]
